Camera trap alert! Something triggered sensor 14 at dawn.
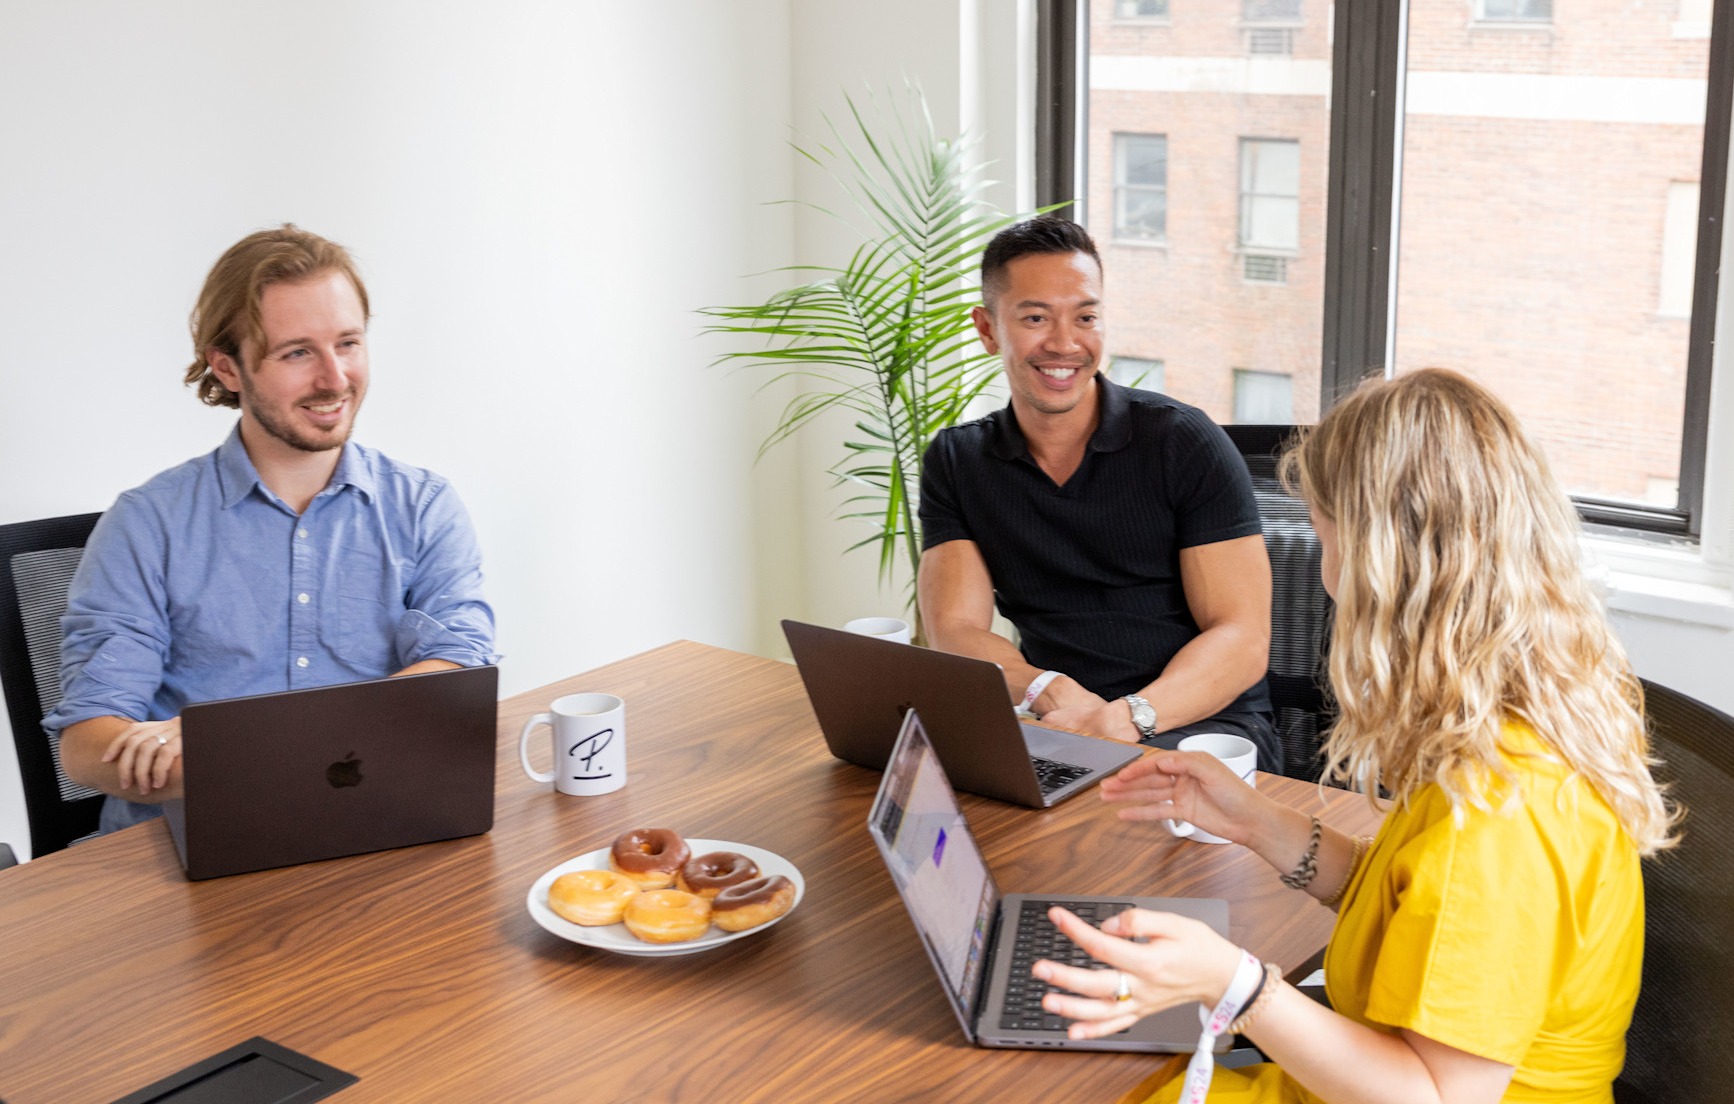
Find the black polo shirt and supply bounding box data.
[920,378,1271,714]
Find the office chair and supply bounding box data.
[0,512,104,859]
[1222,425,1333,782]
[1614,679,1734,1103]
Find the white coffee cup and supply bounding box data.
[519,692,626,796]
[844,616,912,645]
[1163,732,1258,845]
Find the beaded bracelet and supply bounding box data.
[1278,816,1322,890]
[1321,834,1374,909]
[1227,962,1283,1035]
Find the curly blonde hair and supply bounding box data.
[1282,368,1677,854]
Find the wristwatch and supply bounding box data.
[1123,694,1158,742]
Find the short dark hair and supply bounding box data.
[979,215,1102,307]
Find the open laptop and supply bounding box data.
[164,664,499,880]
[783,618,1142,807]
[868,708,1230,1052]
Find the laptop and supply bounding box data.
[164,664,499,880]
[868,708,1230,1052]
[782,618,1142,807]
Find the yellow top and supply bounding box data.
[1126,721,1643,1104]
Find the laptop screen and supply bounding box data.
[867,709,1001,1034]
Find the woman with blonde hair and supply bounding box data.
[1035,368,1675,1103]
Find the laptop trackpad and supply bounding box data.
[1021,723,1141,771]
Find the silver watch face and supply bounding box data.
[1126,697,1156,731]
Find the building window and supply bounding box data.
[1114,133,1167,242]
[1233,370,1294,423]
[1111,356,1165,393]
[1243,0,1303,22]
[1046,0,1731,536]
[1114,0,1169,20]
[1478,0,1553,22]
[1239,139,1300,252]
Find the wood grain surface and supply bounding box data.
[0,641,1382,1103]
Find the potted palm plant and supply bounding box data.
[703,85,1031,644]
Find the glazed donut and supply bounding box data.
[710,874,796,932]
[623,889,712,943]
[677,851,761,899]
[547,869,640,926]
[609,828,692,889]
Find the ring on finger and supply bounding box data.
[1113,971,1133,1003]
[155,734,169,746]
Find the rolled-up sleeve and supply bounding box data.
[44,495,172,735]
[399,482,498,667]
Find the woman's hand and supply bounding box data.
[1034,907,1242,1040]
[1098,748,1275,845]
[102,717,183,796]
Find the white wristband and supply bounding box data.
[1022,670,1065,714]
[1181,950,1264,1104]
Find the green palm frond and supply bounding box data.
[701,83,1051,634]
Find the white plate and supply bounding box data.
[527,839,805,957]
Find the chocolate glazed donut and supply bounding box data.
[711,874,796,931]
[677,851,761,899]
[609,828,692,888]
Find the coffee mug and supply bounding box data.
[519,692,626,796]
[844,616,912,645]
[1163,732,1258,845]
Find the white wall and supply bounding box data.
[0,0,1013,862]
[0,0,807,859]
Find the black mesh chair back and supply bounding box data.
[0,512,104,858]
[1222,425,1332,781]
[1615,680,1734,1103]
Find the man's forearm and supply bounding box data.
[1139,621,1269,732]
[924,617,1042,704]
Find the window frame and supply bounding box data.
[1035,0,1734,540]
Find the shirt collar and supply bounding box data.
[214,423,375,509]
[988,376,1133,461]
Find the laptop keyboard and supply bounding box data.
[1000,899,1126,1033]
[1030,756,1091,796]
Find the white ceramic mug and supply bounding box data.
[519,692,626,796]
[1163,732,1258,845]
[844,616,912,645]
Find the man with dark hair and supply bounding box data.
[49,225,496,832]
[918,215,1278,767]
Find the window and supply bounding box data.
[1233,371,1294,422]
[1111,356,1166,392]
[1114,0,1168,19]
[1239,139,1300,252]
[1044,0,1731,536]
[1478,0,1553,21]
[1114,133,1167,242]
[1243,0,1303,22]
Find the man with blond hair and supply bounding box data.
[49,225,496,833]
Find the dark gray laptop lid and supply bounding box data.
[783,619,1140,807]
[168,664,498,880]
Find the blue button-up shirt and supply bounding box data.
[47,426,498,831]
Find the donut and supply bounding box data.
[547,869,640,926]
[609,828,691,889]
[623,889,712,943]
[677,851,761,899]
[710,874,796,932]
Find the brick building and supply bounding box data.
[1083,0,1712,503]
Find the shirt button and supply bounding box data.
[297,528,309,539]
[296,656,310,668]
[297,593,310,604]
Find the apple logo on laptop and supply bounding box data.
[327,752,365,789]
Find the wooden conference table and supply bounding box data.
[0,641,1381,1103]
